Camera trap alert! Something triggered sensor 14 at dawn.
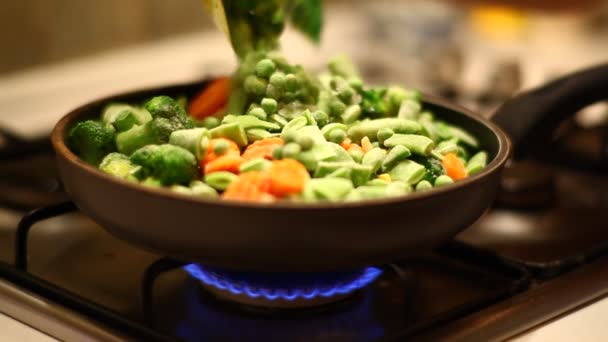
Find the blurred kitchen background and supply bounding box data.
[1,0,608,139]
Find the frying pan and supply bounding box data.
[51,64,608,272]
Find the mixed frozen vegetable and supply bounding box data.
[66,0,488,203]
[67,53,489,203]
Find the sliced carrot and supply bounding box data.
[204,154,245,174]
[203,138,241,165]
[361,136,373,153]
[223,171,275,202]
[442,153,468,180]
[268,159,310,197]
[340,138,352,150]
[242,137,284,160]
[188,77,231,119]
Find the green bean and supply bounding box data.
[248,107,267,120]
[435,140,459,154]
[321,123,348,139]
[205,171,239,191]
[189,180,218,197]
[361,148,387,174]
[349,149,364,163]
[210,123,248,147]
[202,116,220,129]
[256,59,276,78]
[384,134,434,156]
[270,114,288,128]
[168,128,210,160]
[281,116,308,138]
[302,178,354,202]
[347,118,421,143]
[239,158,271,173]
[342,104,362,124]
[314,161,373,187]
[309,142,337,162]
[282,142,302,159]
[346,185,387,201]
[382,145,411,171]
[377,127,395,145]
[327,167,352,179]
[389,160,426,185]
[450,126,479,148]
[397,99,421,120]
[387,86,421,109]
[466,151,488,175]
[415,180,433,192]
[418,111,436,140]
[297,125,326,145]
[385,181,412,197]
[222,114,279,131]
[302,109,317,125]
[327,142,353,162]
[246,128,275,142]
[367,178,388,186]
[435,175,454,187]
[435,122,453,140]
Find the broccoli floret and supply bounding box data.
[115,117,181,156]
[360,87,389,118]
[130,144,198,185]
[99,153,141,181]
[144,96,193,129]
[67,120,116,166]
[411,156,446,183]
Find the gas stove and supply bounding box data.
[1,119,608,341]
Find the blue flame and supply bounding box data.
[183,264,383,302]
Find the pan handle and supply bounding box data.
[491,63,608,158]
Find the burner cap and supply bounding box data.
[184,264,383,308]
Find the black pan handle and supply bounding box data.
[492,63,608,158]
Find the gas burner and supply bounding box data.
[183,264,383,308]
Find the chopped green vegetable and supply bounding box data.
[67,120,116,165]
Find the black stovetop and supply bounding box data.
[1,123,608,342]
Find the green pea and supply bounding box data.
[244,75,267,96]
[416,180,433,192]
[261,98,278,114]
[248,107,267,120]
[312,110,329,126]
[256,59,276,78]
[272,146,283,160]
[338,86,355,103]
[285,74,298,92]
[213,140,229,155]
[266,84,282,99]
[282,142,302,159]
[330,99,346,116]
[329,129,346,144]
[203,116,220,129]
[269,71,286,89]
[377,128,395,145]
[296,135,314,151]
[435,175,454,187]
[348,77,364,91]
